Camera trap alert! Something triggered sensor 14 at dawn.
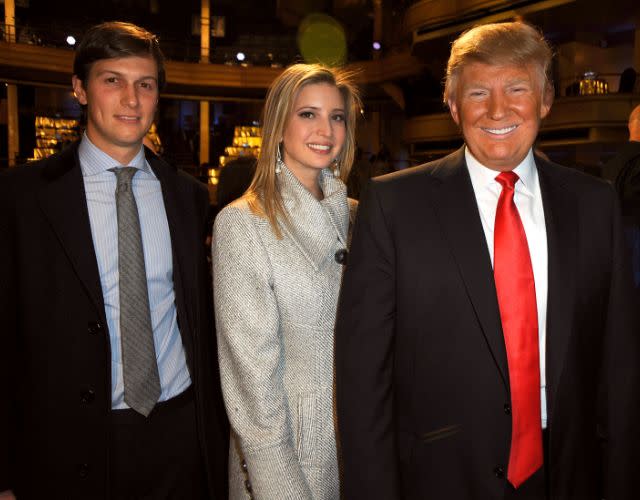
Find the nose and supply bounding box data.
[121,84,139,108]
[317,116,332,137]
[487,91,507,120]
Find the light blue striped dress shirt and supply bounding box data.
[78,135,191,409]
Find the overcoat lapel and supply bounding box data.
[147,152,195,362]
[536,157,577,421]
[429,148,509,388]
[37,144,106,321]
[279,166,349,272]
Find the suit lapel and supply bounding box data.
[536,157,577,421]
[429,148,509,388]
[148,153,196,361]
[37,145,106,320]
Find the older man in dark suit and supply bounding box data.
[0,22,227,499]
[336,21,639,500]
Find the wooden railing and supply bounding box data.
[404,0,576,40]
[0,41,425,93]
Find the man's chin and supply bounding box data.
[113,136,147,149]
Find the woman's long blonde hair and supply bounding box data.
[245,63,361,238]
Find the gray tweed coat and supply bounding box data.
[212,165,354,500]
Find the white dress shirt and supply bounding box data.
[78,134,191,409]
[465,147,549,428]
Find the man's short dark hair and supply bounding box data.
[73,21,166,89]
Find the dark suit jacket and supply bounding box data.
[604,141,640,287]
[603,141,640,221]
[0,143,228,499]
[335,148,640,500]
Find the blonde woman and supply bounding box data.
[212,64,361,499]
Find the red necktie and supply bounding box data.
[494,171,543,488]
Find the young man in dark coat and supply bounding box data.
[0,21,227,500]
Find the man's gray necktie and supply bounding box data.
[111,166,161,417]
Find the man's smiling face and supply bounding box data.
[72,55,158,165]
[448,62,551,171]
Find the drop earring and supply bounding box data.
[275,143,283,174]
[333,158,340,177]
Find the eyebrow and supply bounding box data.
[463,78,532,89]
[95,69,157,82]
[504,78,532,86]
[295,105,345,112]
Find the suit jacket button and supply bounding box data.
[335,248,348,265]
[494,466,505,478]
[87,321,103,335]
[241,459,248,471]
[244,479,252,492]
[504,403,511,415]
[80,389,95,404]
[78,463,90,478]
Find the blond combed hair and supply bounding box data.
[244,63,361,238]
[444,21,554,105]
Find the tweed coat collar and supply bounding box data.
[277,164,349,271]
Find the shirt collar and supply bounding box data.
[465,146,537,195]
[78,133,151,178]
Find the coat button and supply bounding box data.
[241,459,248,471]
[87,321,103,335]
[244,479,252,492]
[80,388,95,404]
[78,463,90,478]
[334,248,348,265]
[494,465,505,478]
[504,403,511,415]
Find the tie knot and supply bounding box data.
[495,171,519,189]
[111,167,138,191]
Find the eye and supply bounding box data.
[299,111,314,119]
[332,114,345,122]
[467,90,487,99]
[105,77,118,84]
[139,81,156,90]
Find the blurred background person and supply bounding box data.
[215,156,257,215]
[604,103,640,287]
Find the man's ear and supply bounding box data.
[448,99,460,126]
[72,76,88,106]
[539,83,554,120]
[539,100,551,120]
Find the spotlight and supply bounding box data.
[372,41,381,51]
[66,35,76,46]
[236,52,246,62]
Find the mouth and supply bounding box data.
[481,125,518,136]
[115,115,141,122]
[307,143,332,153]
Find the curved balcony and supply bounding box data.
[0,41,425,98]
[404,0,576,42]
